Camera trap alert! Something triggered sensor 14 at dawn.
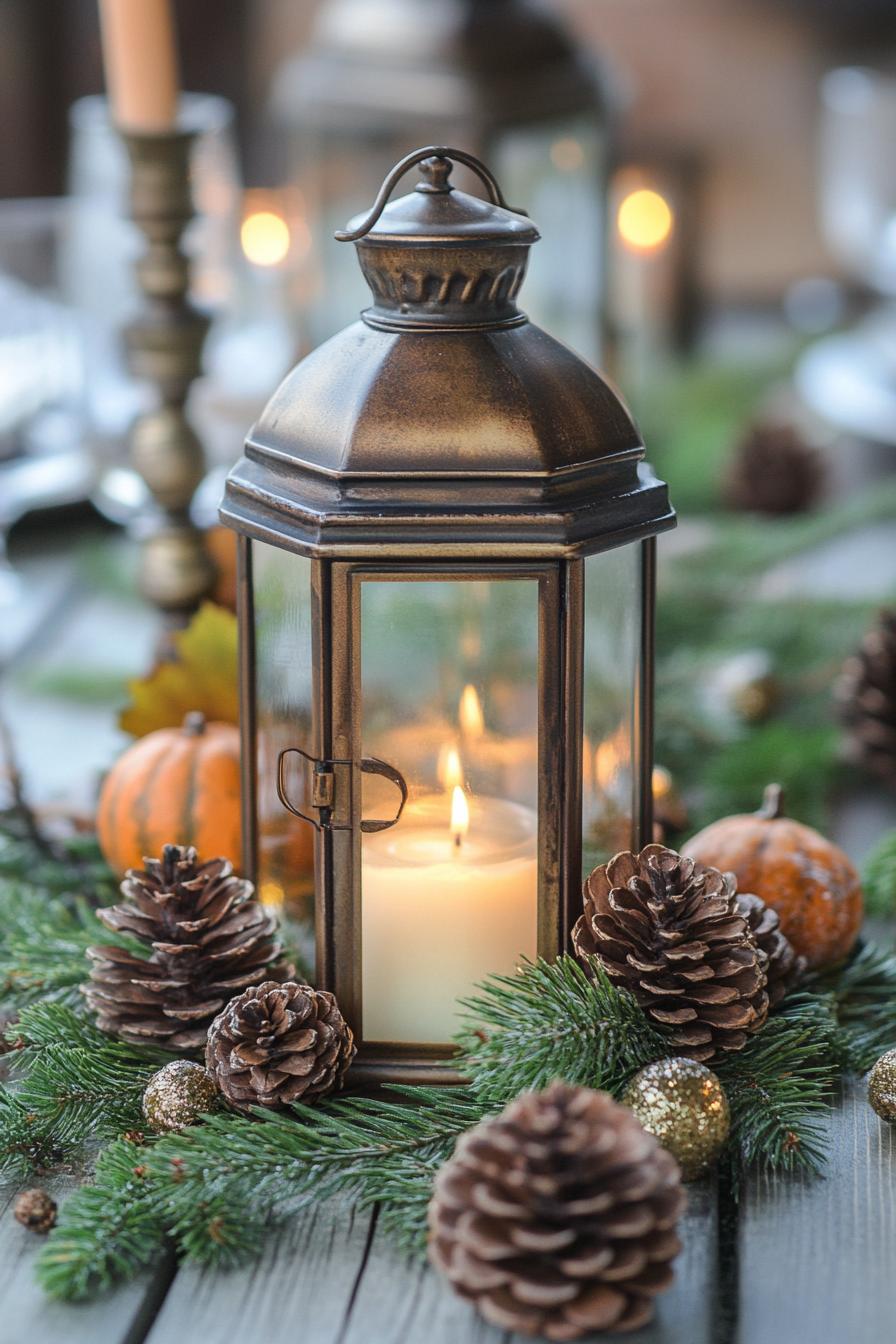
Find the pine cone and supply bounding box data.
[836,611,896,788]
[573,845,768,1062]
[724,421,824,515]
[206,980,355,1111]
[14,1188,57,1234]
[84,845,291,1051]
[736,892,805,1008]
[428,1082,684,1339]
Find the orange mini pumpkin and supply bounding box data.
[97,712,242,875]
[682,784,863,969]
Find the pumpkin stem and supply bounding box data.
[183,711,207,736]
[757,783,784,820]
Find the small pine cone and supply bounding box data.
[84,844,292,1052]
[14,1188,57,1234]
[428,1082,685,1340]
[724,421,825,516]
[835,611,896,788]
[736,892,805,1008]
[573,845,768,1062]
[206,980,355,1112]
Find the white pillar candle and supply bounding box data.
[98,0,179,132]
[361,792,538,1043]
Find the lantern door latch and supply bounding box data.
[277,747,407,834]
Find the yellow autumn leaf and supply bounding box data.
[119,602,240,737]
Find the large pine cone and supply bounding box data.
[206,980,355,1111]
[737,892,804,1008]
[84,845,291,1051]
[724,421,824,516]
[428,1082,684,1340]
[573,845,768,1062]
[836,611,896,788]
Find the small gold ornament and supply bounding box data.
[868,1048,896,1122]
[622,1057,730,1180]
[142,1060,218,1133]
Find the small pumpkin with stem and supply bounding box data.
[682,784,863,970]
[97,711,242,876]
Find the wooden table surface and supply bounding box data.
[1,1073,894,1344]
[3,527,896,1344]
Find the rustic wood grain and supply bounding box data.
[738,1078,896,1344]
[0,1174,172,1344]
[144,1200,376,1344]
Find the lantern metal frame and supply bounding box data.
[224,147,673,1087]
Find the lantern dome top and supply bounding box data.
[335,147,538,332]
[221,148,674,561]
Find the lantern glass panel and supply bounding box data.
[358,576,540,1045]
[582,546,639,874]
[493,115,606,360]
[252,542,316,957]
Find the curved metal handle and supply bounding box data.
[277,747,407,833]
[334,145,512,243]
[359,756,409,833]
[277,746,324,829]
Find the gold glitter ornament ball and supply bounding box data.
[622,1058,730,1180]
[143,1060,218,1133]
[867,1049,896,1122]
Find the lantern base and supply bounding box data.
[347,1045,463,1090]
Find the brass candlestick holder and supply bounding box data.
[121,128,215,623]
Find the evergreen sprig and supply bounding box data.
[9,1002,173,1151]
[36,1138,169,1301]
[863,831,896,919]
[809,940,896,1072]
[455,956,667,1103]
[715,993,837,1175]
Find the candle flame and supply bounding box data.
[241,209,290,267]
[617,188,673,253]
[450,786,470,846]
[459,684,485,740]
[595,738,621,791]
[652,765,673,801]
[438,744,464,791]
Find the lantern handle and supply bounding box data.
[277,747,408,833]
[334,145,514,243]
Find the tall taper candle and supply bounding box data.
[98,0,179,131]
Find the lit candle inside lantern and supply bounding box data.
[361,786,538,1044]
[98,0,179,132]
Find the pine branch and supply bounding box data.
[36,1138,168,1301]
[808,941,896,1072]
[455,956,667,1104]
[863,832,896,919]
[0,881,144,1011]
[148,1086,486,1265]
[0,1003,173,1172]
[39,1087,486,1298]
[715,993,837,1175]
[0,1084,67,1179]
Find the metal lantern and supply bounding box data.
[270,0,612,361]
[222,147,674,1087]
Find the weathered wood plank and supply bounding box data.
[336,1176,717,1344]
[144,1201,376,1344]
[144,1172,716,1344]
[0,1174,172,1344]
[738,1078,896,1344]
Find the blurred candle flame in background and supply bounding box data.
[459,683,486,741]
[617,187,674,254]
[438,743,464,791]
[240,197,291,267]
